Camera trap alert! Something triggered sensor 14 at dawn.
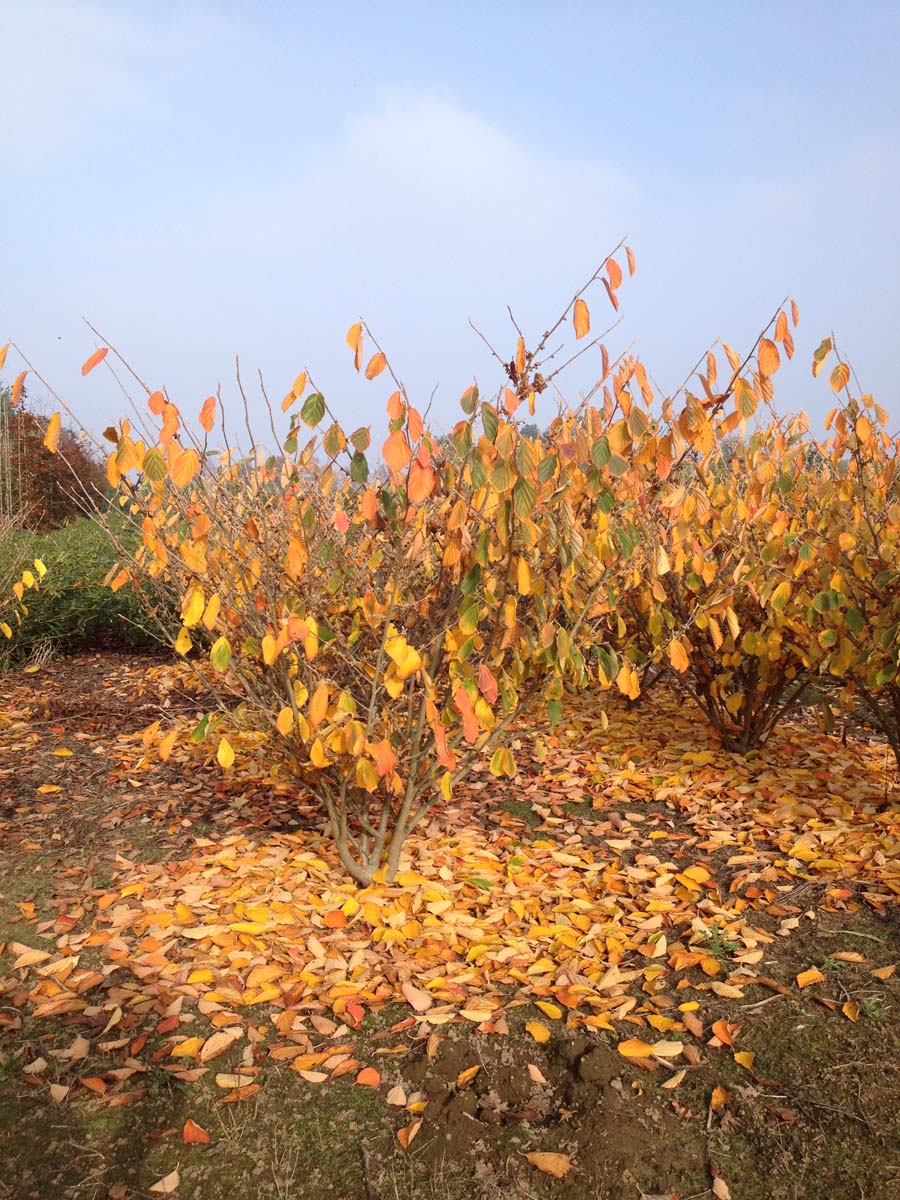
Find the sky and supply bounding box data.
[2,0,899,442]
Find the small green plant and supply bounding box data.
[860,996,887,1021]
[704,925,740,960]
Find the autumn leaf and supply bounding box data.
[522,1152,573,1179]
[573,297,590,339]
[199,395,216,432]
[356,1067,380,1087]
[149,1169,180,1194]
[365,351,387,380]
[796,968,825,989]
[81,347,108,376]
[758,338,780,377]
[43,412,61,454]
[183,1119,210,1144]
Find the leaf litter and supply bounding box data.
[1,653,898,1178]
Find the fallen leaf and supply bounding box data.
[183,1119,210,1144]
[149,1169,180,1194]
[796,968,825,989]
[521,1151,573,1179]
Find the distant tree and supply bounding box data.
[0,384,107,527]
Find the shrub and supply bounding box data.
[806,367,900,772]
[0,516,168,667]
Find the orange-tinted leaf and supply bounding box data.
[606,256,623,290]
[365,351,387,380]
[183,1119,210,1144]
[199,395,216,433]
[796,968,825,989]
[81,347,108,376]
[11,371,26,407]
[356,1067,380,1087]
[346,321,363,352]
[758,338,780,377]
[573,297,590,339]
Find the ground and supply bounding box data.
[0,653,898,1200]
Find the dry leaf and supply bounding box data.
[149,1169,180,1195]
[521,1151,573,1179]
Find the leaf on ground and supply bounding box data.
[522,1151,573,1179]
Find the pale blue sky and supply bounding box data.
[2,0,899,438]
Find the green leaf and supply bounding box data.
[547,698,563,726]
[537,454,557,483]
[591,436,611,469]
[300,392,326,428]
[350,427,370,452]
[482,404,498,443]
[513,476,536,518]
[608,454,628,477]
[350,452,368,484]
[460,386,478,416]
[143,448,167,483]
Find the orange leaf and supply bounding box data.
[606,256,623,290]
[396,1119,422,1150]
[0,342,7,371]
[346,321,363,352]
[626,245,636,276]
[365,351,387,380]
[477,663,498,703]
[199,395,216,433]
[758,338,780,377]
[502,387,520,415]
[356,1067,380,1087]
[710,1084,730,1112]
[375,738,399,777]
[386,390,404,420]
[573,297,590,340]
[81,347,108,376]
[382,430,412,474]
[182,1118,210,1144]
[796,968,825,989]
[710,1019,737,1047]
[11,370,26,407]
[323,909,347,929]
[407,406,424,442]
[407,461,435,504]
[617,1037,654,1058]
[456,1064,480,1086]
[148,390,166,415]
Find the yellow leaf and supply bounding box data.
[261,634,277,666]
[841,1000,859,1023]
[535,1001,562,1020]
[517,558,532,596]
[456,1064,480,1086]
[758,337,780,377]
[521,1152,573,1179]
[733,1051,756,1071]
[710,1084,730,1112]
[276,707,294,736]
[217,738,235,769]
[170,1037,204,1058]
[182,588,205,628]
[668,639,689,673]
[37,784,61,794]
[43,412,61,454]
[525,1021,550,1044]
[174,626,192,656]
